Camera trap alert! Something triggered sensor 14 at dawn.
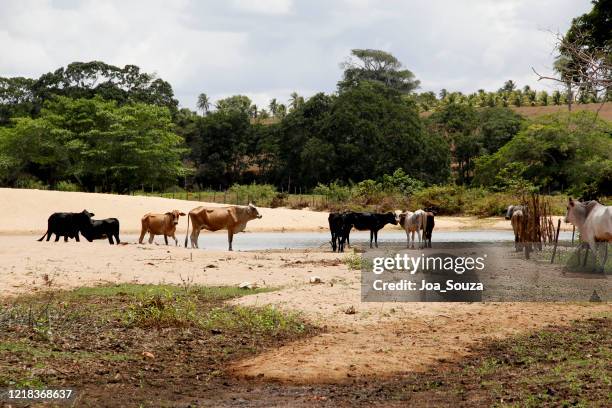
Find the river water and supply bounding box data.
[129,230,574,251]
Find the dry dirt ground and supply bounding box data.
[1,235,609,388]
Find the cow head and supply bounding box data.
[165,210,186,225]
[248,203,263,219]
[424,206,439,215]
[505,205,515,220]
[565,197,577,224]
[74,210,95,227]
[81,209,94,218]
[385,212,398,225]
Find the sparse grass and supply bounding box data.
[0,283,318,402]
[201,305,306,335]
[344,251,363,270]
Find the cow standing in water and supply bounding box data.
[397,210,427,249]
[184,204,262,250]
[565,198,612,272]
[140,210,186,245]
[340,212,397,249]
[505,205,526,252]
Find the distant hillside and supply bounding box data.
[509,102,612,121]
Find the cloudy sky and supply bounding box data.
[1,0,592,110]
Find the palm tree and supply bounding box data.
[268,98,278,118]
[289,91,304,111]
[197,93,211,115]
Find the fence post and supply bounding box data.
[551,219,561,264]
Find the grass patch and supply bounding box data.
[344,252,363,270]
[0,283,318,403]
[69,283,272,300]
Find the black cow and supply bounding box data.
[74,210,121,245]
[341,212,398,249]
[37,212,81,242]
[328,212,352,252]
[423,206,439,248]
[328,213,341,252]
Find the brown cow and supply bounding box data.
[139,210,186,246]
[184,204,262,250]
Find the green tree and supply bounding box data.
[338,49,420,93]
[474,111,612,196]
[215,95,255,116]
[289,92,305,111]
[0,96,186,192]
[478,107,524,154]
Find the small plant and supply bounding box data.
[15,177,47,190]
[55,180,80,192]
[123,290,197,328]
[344,251,363,270]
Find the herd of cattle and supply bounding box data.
[328,208,437,252]
[37,204,262,250]
[37,204,438,251]
[36,198,611,266]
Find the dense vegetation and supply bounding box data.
[0,1,610,199]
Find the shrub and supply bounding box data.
[228,183,276,205]
[412,185,467,215]
[15,177,47,190]
[55,181,80,192]
[270,192,288,208]
[313,181,351,202]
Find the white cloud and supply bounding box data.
[0,0,594,109]
[230,0,293,15]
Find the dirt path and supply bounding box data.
[231,302,608,383]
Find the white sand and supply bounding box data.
[0,188,572,236]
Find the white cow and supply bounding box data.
[397,209,427,249]
[565,198,612,272]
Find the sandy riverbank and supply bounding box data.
[0,188,573,235]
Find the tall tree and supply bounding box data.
[289,92,305,111]
[197,93,211,115]
[338,49,420,93]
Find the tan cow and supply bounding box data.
[184,203,262,250]
[510,209,525,252]
[139,210,186,246]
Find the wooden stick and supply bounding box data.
[551,219,561,264]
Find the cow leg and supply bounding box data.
[164,235,168,245]
[75,233,80,242]
[54,234,60,242]
[45,232,51,242]
[138,229,146,244]
[148,233,155,244]
[190,228,199,249]
[108,235,114,244]
[369,230,373,248]
[64,235,68,242]
[115,233,120,245]
[228,230,234,251]
[172,233,178,246]
[374,230,379,248]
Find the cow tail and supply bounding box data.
[37,230,48,241]
[184,213,190,247]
